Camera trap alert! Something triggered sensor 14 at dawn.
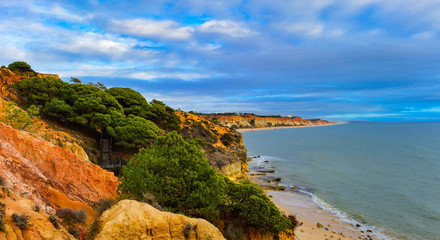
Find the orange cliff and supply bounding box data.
[0,122,119,221]
[202,113,335,129]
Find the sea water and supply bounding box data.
[241,122,440,240]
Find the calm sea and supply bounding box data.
[242,122,440,240]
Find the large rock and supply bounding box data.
[90,200,226,240]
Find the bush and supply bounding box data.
[0,102,39,131]
[119,131,225,221]
[0,177,5,186]
[49,214,60,229]
[12,213,29,229]
[68,226,81,239]
[95,198,117,216]
[8,61,32,72]
[56,208,86,224]
[118,132,293,236]
[0,201,5,232]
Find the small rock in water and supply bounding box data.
[366,230,372,233]
[291,186,297,190]
[272,177,281,182]
[356,224,361,228]
[317,223,324,228]
[264,160,269,163]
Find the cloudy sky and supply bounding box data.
[1,0,440,121]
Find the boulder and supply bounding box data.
[90,200,226,240]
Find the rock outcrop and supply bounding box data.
[0,187,76,240]
[201,113,334,129]
[177,112,248,180]
[89,200,226,240]
[0,121,119,223]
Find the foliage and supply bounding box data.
[8,61,32,73]
[119,131,225,220]
[0,177,4,186]
[106,87,148,116]
[95,198,117,216]
[225,180,292,235]
[14,76,67,105]
[12,213,29,229]
[220,133,233,147]
[0,102,39,130]
[0,201,5,232]
[70,77,81,84]
[119,132,293,235]
[143,99,180,131]
[32,204,40,212]
[49,214,60,229]
[68,226,81,239]
[107,115,160,148]
[56,208,87,224]
[107,88,181,131]
[15,78,179,148]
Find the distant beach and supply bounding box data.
[237,122,343,132]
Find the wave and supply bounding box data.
[249,155,403,240]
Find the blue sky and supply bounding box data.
[1,0,440,121]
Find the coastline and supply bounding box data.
[237,122,345,132]
[246,158,386,240]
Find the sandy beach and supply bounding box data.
[247,164,380,240]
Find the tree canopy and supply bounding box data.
[13,78,171,148]
[8,61,32,73]
[119,131,293,235]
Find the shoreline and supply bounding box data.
[246,158,387,240]
[237,122,345,132]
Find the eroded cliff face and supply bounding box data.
[0,122,119,223]
[89,200,226,240]
[0,187,76,240]
[177,112,248,180]
[202,114,335,129]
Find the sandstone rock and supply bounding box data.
[0,187,76,240]
[0,122,119,221]
[90,200,226,240]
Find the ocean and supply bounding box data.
[241,122,440,240]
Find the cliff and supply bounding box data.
[0,187,76,240]
[201,114,335,129]
[89,200,226,240]
[0,121,119,223]
[177,112,248,180]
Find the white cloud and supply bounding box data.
[281,22,324,38]
[32,3,88,23]
[110,18,194,40]
[198,20,255,38]
[128,71,210,81]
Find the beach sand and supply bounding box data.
[267,190,373,240]
[247,171,377,240]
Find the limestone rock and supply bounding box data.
[91,200,226,240]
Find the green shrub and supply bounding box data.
[56,208,86,224]
[119,131,225,221]
[0,201,5,232]
[68,226,81,239]
[220,133,233,147]
[49,214,60,229]
[119,132,293,236]
[0,102,39,131]
[8,61,32,73]
[95,198,117,216]
[12,213,29,229]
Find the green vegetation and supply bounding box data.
[12,213,29,229]
[119,131,225,221]
[8,61,32,73]
[0,102,39,131]
[119,131,294,236]
[13,77,179,148]
[56,208,87,224]
[0,201,5,232]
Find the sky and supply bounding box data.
[1,0,440,122]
